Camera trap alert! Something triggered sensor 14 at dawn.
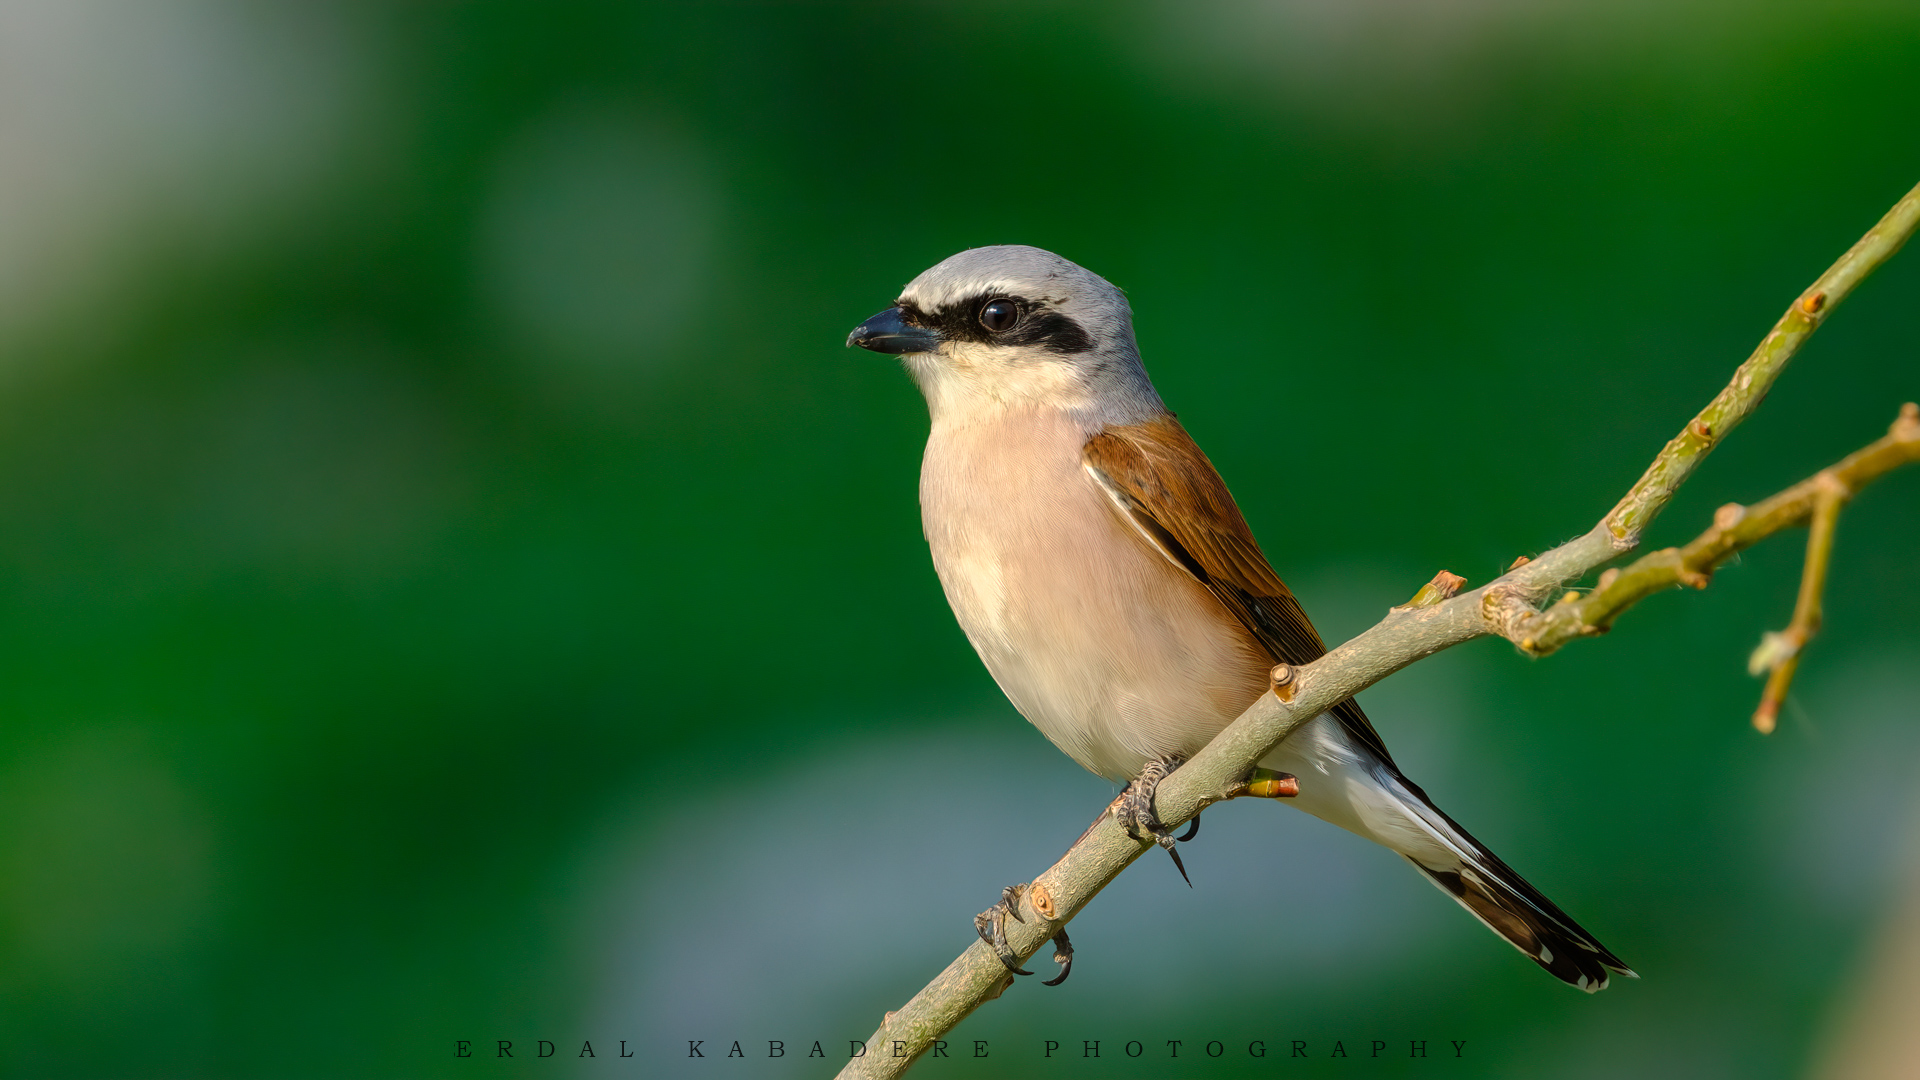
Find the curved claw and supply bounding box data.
[991,942,1033,977]
[973,891,1034,976]
[1160,837,1191,887]
[999,884,1025,923]
[1175,815,1200,843]
[1040,928,1074,987]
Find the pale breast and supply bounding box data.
[919,407,1272,781]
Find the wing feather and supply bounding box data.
[1082,415,1396,767]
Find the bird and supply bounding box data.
[846,244,1633,993]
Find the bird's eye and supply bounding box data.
[979,299,1019,333]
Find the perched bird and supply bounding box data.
[847,245,1633,992]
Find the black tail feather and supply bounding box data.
[1392,773,1634,992]
[1411,858,1631,991]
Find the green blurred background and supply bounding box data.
[0,1,1916,1077]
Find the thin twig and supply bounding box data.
[1750,456,1849,731]
[835,181,1920,1080]
[1601,180,1920,549]
[1506,403,1920,659]
[1749,487,1838,733]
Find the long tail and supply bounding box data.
[1390,771,1636,993]
[1265,715,1634,991]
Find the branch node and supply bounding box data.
[1814,468,1854,501]
[1896,401,1920,437]
[1508,554,1532,570]
[1800,290,1827,316]
[1028,882,1057,920]
[1482,584,1543,649]
[1559,590,1582,605]
[1674,562,1712,590]
[1691,420,1714,441]
[1244,768,1299,799]
[1596,567,1621,591]
[1747,629,1802,676]
[1393,570,1468,611]
[1713,502,1746,530]
[1268,663,1296,702]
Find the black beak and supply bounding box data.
[846,306,942,355]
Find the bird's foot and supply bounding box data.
[974,884,1034,976]
[973,884,1076,986]
[1115,755,1194,885]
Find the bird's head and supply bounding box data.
[847,245,1163,424]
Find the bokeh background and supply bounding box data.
[0,1,1916,1077]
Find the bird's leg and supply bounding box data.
[1114,755,1192,885]
[1040,927,1074,986]
[973,884,1034,976]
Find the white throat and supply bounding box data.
[905,344,1164,433]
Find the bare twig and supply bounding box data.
[1747,403,1919,731]
[836,181,1920,1080]
[1749,482,1841,733]
[1601,180,1920,549]
[1506,403,1920,660]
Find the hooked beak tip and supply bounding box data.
[847,306,942,355]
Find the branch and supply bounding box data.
[1750,480,1841,734]
[1747,405,1918,732]
[836,179,1920,1080]
[1509,403,1920,664]
[1601,180,1920,548]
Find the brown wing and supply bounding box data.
[1081,414,1396,768]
